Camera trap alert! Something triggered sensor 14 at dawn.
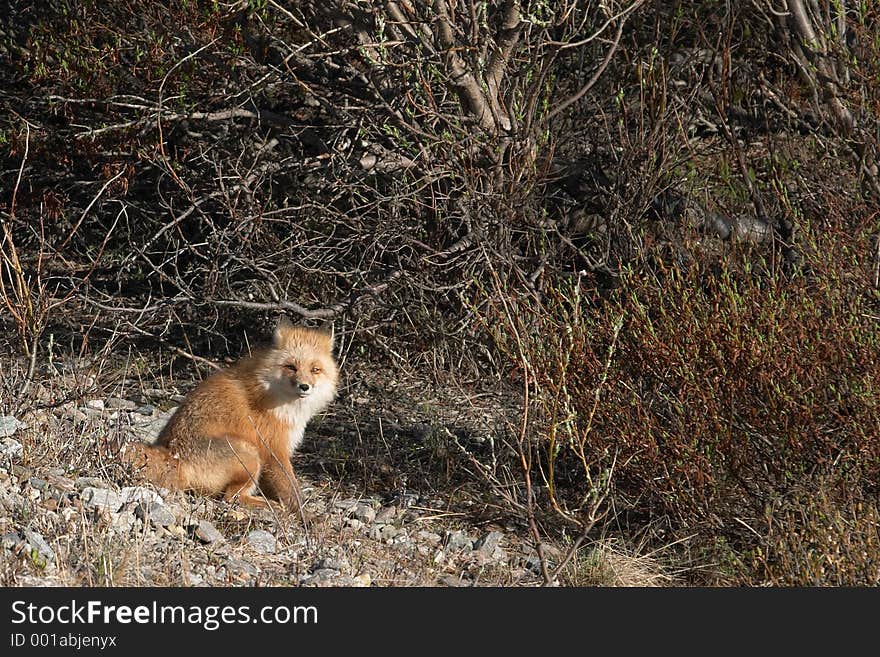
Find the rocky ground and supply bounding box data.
[0,357,673,588]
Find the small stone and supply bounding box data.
[28,478,49,491]
[134,404,156,416]
[380,525,399,542]
[193,520,224,544]
[445,529,473,551]
[82,408,108,421]
[439,574,468,587]
[0,416,24,438]
[352,503,376,524]
[474,531,504,557]
[185,571,205,586]
[1,532,24,550]
[246,529,277,554]
[166,525,188,538]
[109,512,135,532]
[300,568,339,586]
[81,487,122,512]
[75,477,109,490]
[0,438,23,460]
[16,574,64,586]
[10,464,32,479]
[119,486,164,506]
[45,474,75,492]
[352,573,371,587]
[344,518,364,530]
[105,398,137,410]
[223,557,258,578]
[313,557,347,572]
[393,492,419,508]
[333,498,360,511]
[85,399,105,411]
[416,530,441,544]
[134,502,176,527]
[375,506,398,523]
[22,529,55,564]
[129,418,168,442]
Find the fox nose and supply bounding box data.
[298,383,311,393]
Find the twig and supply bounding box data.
[545,18,625,123]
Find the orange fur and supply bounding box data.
[124,320,338,510]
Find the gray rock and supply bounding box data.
[0,416,24,438]
[109,511,135,531]
[445,529,473,551]
[313,557,348,572]
[416,530,441,545]
[474,531,504,556]
[246,529,277,554]
[223,557,258,578]
[28,478,49,491]
[381,525,400,542]
[333,498,360,511]
[119,486,164,506]
[81,487,122,512]
[75,477,109,491]
[45,474,75,493]
[134,404,156,416]
[134,502,176,527]
[22,529,55,564]
[731,215,773,244]
[352,503,376,524]
[14,575,64,587]
[375,506,398,524]
[193,520,224,544]
[85,399,105,411]
[0,438,23,460]
[352,573,371,587]
[185,571,205,586]
[129,418,169,442]
[105,398,137,410]
[300,568,339,586]
[10,464,32,479]
[392,492,420,508]
[1,532,24,550]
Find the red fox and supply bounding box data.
[124,318,338,510]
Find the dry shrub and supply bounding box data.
[754,489,880,586]
[486,202,880,583]
[563,538,676,587]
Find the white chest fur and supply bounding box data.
[270,388,334,453]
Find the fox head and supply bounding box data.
[260,317,338,409]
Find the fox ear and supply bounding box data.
[274,315,294,345]
[318,321,335,347]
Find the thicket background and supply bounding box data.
[2,0,879,584]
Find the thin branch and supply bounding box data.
[545,18,625,123]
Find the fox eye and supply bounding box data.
[284,363,297,372]
[311,367,322,374]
